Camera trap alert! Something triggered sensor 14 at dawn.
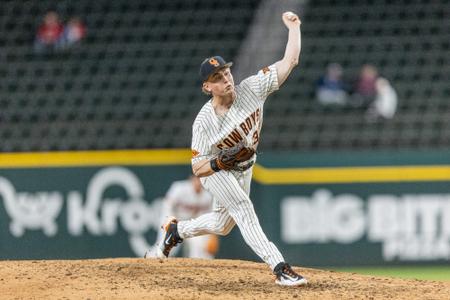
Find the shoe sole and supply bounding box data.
[275,278,308,287]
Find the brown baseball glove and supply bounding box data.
[215,140,255,171]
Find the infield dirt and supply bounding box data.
[1,258,449,299]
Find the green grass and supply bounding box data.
[331,266,450,281]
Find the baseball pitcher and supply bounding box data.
[152,11,306,286]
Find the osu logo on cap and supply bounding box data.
[209,58,220,67]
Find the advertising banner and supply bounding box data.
[0,160,192,259]
[1,149,449,266]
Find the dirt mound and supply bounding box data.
[1,258,449,299]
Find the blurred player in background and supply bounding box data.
[145,175,218,259]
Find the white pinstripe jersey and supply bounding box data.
[191,64,279,165]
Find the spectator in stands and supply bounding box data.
[61,17,87,49]
[33,11,64,54]
[366,77,398,121]
[316,63,348,105]
[350,64,379,107]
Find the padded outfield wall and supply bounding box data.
[0,150,449,266]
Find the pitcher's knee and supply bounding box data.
[215,220,235,236]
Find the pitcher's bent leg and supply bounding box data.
[178,205,235,238]
[204,171,284,269]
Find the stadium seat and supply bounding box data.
[0,0,447,151]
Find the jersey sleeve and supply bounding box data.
[241,64,279,101]
[191,122,210,164]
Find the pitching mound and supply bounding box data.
[1,258,449,299]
